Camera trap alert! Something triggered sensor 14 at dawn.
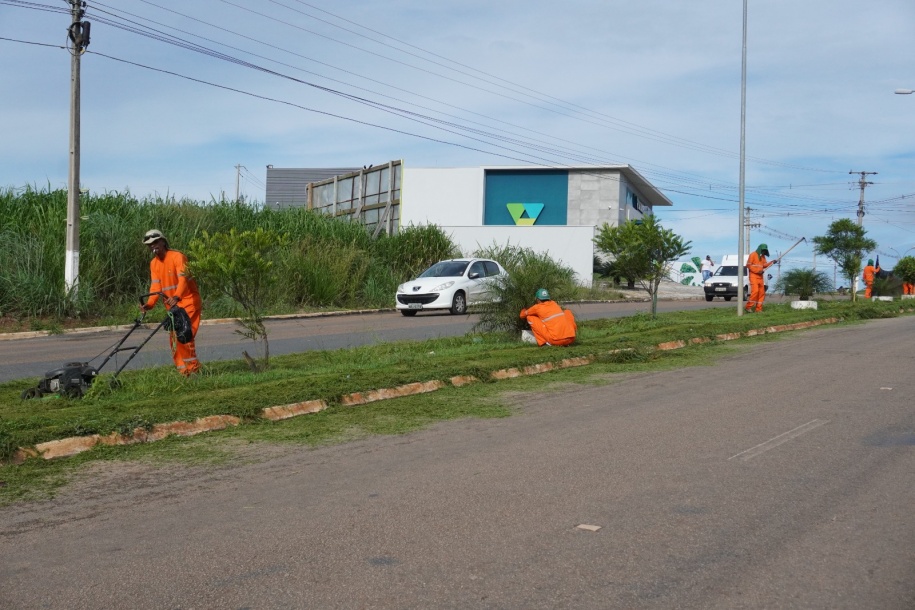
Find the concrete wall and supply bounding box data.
[567,170,621,228]
[443,226,596,285]
[401,167,484,226]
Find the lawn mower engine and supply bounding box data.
[22,362,98,400]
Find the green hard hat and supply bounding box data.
[868,259,874,266]
[757,243,768,254]
[535,288,550,300]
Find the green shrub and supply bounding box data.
[472,244,577,334]
[774,268,833,299]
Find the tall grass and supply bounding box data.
[0,186,457,319]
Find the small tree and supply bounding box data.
[593,216,691,317]
[774,268,832,300]
[893,256,915,292]
[811,219,876,302]
[187,227,290,372]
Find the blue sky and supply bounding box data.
[2,0,914,276]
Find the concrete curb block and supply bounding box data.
[28,415,241,461]
[4,317,844,464]
[340,380,446,407]
[262,400,328,421]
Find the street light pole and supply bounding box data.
[895,89,914,95]
[736,0,748,316]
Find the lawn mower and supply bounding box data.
[20,292,188,400]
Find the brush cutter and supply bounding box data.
[776,237,806,261]
[20,292,181,400]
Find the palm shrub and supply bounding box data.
[774,268,833,300]
[871,275,901,297]
[472,244,577,334]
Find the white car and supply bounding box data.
[396,258,508,316]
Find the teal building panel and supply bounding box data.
[484,170,568,225]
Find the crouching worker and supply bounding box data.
[140,229,202,376]
[520,288,577,346]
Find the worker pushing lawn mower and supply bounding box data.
[141,229,202,376]
[20,291,193,400]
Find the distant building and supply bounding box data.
[265,161,672,284]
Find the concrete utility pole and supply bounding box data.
[744,207,760,250]
[849,170,876,296]
[65,1,90,295]
[850,170,877,228]
[235,164,246,202]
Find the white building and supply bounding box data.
[266,162,673,284]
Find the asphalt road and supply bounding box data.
[0,298,735,383]
[1,315,912,608]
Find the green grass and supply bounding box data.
[0,299,909,504]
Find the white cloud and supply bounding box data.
[1,0,914,265]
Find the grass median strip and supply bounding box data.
[1,302,905,461]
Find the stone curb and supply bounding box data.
[4,316,843,465]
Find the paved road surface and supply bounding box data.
[0,299,735,383]
[1,315,912,608]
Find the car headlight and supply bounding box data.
[431,281,455,292]
[396,284,405,293]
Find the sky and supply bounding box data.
[2,0,914,279]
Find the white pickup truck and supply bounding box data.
[702,254,769,302]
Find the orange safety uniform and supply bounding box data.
[862,264,880,298]
[520,300,577,346]
[745,251,774,312]
[145,249,202,375]
[903,282,915,296]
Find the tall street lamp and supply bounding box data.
[737,0,748,316]
[895,89,914,95]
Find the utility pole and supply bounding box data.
[743,207,760,250]
[850,170,877,228]
[849,170,876,297]
[235,164,245,202]
[65,1,90,295]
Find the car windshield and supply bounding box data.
[418,261,469,278]
[714,266,747,276]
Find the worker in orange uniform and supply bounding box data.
[745,243,778,313]
[520,288,577,346]
[140,229,202,376]
[904,281,915,295]
[862,258,880,299]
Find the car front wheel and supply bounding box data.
[400,310,418,316]
[450,291,467,315]
[705,294,714,302]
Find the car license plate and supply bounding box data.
[715,287,726,292]
[408,303,423,310]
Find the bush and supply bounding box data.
[472,244,577,334]
[774,268,833,299]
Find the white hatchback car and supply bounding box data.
[396,258,508,316]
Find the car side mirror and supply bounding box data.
[469,272,481,279]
